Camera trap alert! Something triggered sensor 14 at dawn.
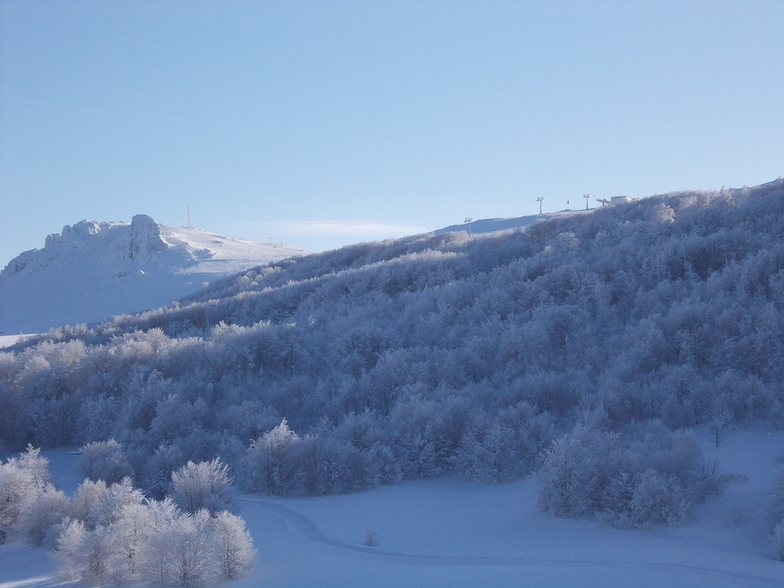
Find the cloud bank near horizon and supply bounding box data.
[217,220,432,239]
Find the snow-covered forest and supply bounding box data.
[3,179,784,533]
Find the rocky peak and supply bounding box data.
[113,215,167,263]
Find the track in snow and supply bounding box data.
[246,496,784,587]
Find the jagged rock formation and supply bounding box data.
[0,215,310,334]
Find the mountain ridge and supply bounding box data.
[0,214,311,334]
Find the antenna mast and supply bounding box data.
[187,205,192,229]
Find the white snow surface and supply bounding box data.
[2,429,784,588]
[0,215,311,334]
[0,335,29,350]
[435,208,593,237]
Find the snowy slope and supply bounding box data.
[0,215,311,334]
[252,431,784,587]
[435,208,592,237]
[435,183,777,239]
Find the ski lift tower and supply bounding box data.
[537,197,544,215]
[583,193,591,210]
[465,217,472,237]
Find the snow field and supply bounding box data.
[3,429,784,588]
[238,427,784,587]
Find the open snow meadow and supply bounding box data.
[2,428,784,588]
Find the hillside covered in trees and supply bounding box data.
[3,179,784,529]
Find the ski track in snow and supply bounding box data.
[246,496,784,587]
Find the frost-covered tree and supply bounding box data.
[71,477,143,530]
[170,459,235,514]
[244,419,301,495]
[366,442,403,486]
[537,435,592,518]
[144,443,185,499]
[0,446,50,543]
[210,511,255,580]
[0,459,35,543]
[71,478,108,528]
[55,520,120,586]
[300,435,374,495]
[771,521,784,561]
[456,422,524,483]
[140,509,216,588]
[300,436,352,496]
[77,439,134,484]
[391,394,469,478]
[111,502,153,580]
[17,482,70,547]
[149,394,208,444]
[629,469,689,528]
[770,467,784,523]
[54,519,90,582]
[133,499,182,586]
[767,467,784,560]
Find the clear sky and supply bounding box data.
[1,1,782,266]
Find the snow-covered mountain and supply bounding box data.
[0,214,311,334]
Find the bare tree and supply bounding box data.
[708,408,733,448]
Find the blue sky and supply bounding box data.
[1,0,782,265]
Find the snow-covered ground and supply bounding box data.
[435,209,592,237]
[0,215,311,334]
[2,429,783,588]
[0,335,30,349]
